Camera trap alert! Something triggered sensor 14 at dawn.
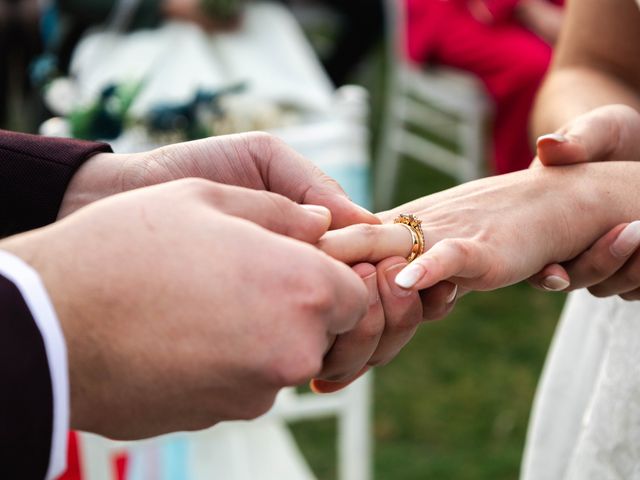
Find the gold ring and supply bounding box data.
[394,214,425,263]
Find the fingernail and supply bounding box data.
[384,264,414,297]
[446,284,458,304]
[611,221,640,257]
[302,204,331,221]
[537,133,567,145]
[395,263,425,290]
[364,273,379,306]
[541,275,570,292]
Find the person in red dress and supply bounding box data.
[405,0,564,173]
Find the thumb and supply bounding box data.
[537,104,640,166]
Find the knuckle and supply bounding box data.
[297,278,336,317]
[247,131,286,156]
[179,177,217,197]
[448,238,472,259]
[354,223,381,242]
[356,315,385,342]
[268,348,323,386]
[583,259,611,280]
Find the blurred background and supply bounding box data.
[2,0,567,478]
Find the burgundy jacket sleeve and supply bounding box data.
[0,274,53,479]
[0,130,112,237]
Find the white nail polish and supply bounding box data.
[611,221,640,257]
[395,263,425,289]
[541,275,570,292]
[537,133,567,144]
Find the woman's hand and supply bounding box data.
[320,161,639,292]
[529,105,640,298]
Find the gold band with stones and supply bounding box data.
[394,214,425,263]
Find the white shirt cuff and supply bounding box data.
[0,249,69,480]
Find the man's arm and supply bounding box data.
[0,250,68,480]
[0,130,111,237]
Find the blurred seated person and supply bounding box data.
[0,0,43,129]
[52,0,243,75]
[405,0,564,174]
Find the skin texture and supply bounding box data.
[1,180,372,439]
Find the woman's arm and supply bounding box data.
[531,0,640,136]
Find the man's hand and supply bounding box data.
[1,179,369,439]
[60,132,379,229]
[529,105,640,298]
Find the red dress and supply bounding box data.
[405,0,562,173]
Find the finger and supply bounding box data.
[420,281,458,321]
[319,257,371,336]
[560,223,636,290]
[317,224,413,265]
[310,366,370,394]
[366,257,423,367]
[537,105,640,166]
[248,134,380,229]
[394,238,488,291]
[197,181,332,243]
[587,235,640,298]
[528,264,571,292]
[619,288,640,301]
[316,264,385,382]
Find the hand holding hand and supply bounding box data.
[60,132,379,229]
[319,161,640,292]
[529,105,640,298]
[1,179,369,439]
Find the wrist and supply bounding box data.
[546,161,640,259]
[59,152,130,219]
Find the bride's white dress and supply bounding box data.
[521,290,640,479]
[521,7,640,478]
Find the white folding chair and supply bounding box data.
[375,0,492,209]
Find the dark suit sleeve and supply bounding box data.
[0,274,54,479]
[0,130,112,238]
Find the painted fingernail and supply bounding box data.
[611,221,640,258]
[446,285,458,304]
[395,263,425,289]
[363,273,380,306]
[537,133,567,145]
[302,204,331,219]
[541,275,570,292]
[384,264,414,297]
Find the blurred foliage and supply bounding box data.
[291,161,566,480]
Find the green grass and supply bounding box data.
[291,160,566,480]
